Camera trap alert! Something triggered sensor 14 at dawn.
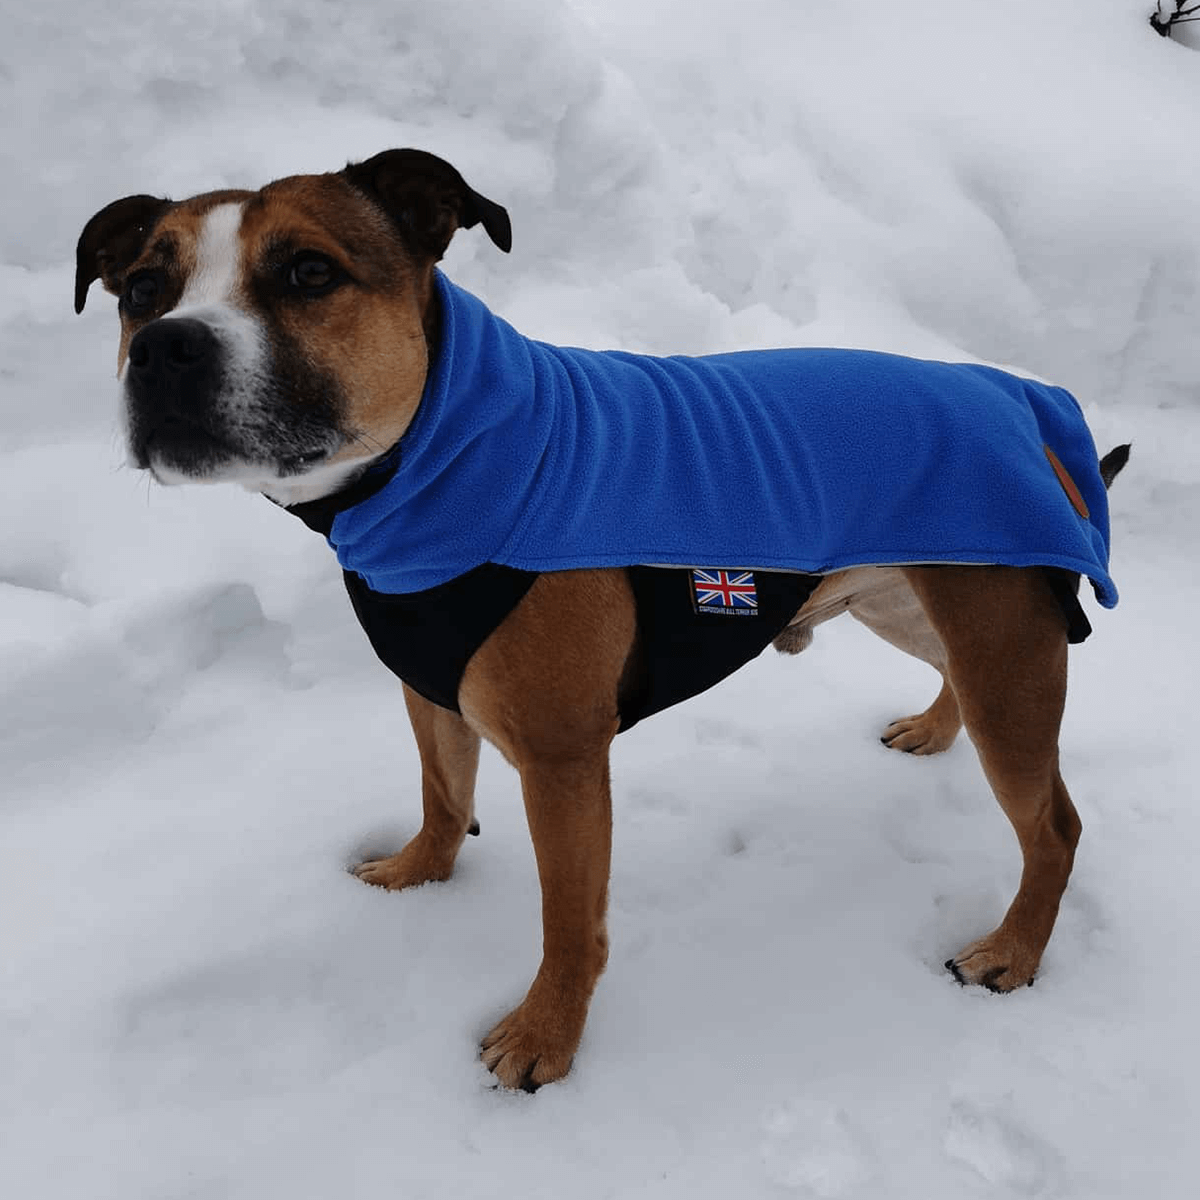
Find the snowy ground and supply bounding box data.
[3,1,1199,1196]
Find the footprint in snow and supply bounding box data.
[760,1100,877,1195]
[943,1098,1064,1194]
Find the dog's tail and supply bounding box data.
[1100,443,1131,489]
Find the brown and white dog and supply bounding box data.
[75,150,1127,1091]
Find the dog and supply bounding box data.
[75,149,1128,1091]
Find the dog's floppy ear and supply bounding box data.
[341,149,512,261]
[75,194,173,314]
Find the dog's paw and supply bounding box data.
[880,711,959,755]
[480,992,585,1092]
[946,934,1038,992]
[352,836,456,891]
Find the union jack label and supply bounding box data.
[691,569,758,616]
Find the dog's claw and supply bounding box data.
[979,966,1009,992]
[946,933,1040,993]
[480,994,582,1092]
[881,712,959,755]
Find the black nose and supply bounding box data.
[125,317,228,470]
[127,317,219,377]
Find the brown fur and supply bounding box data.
[361,560,1081,1090]
[76,155,1112,1093]
[238,179,433,461]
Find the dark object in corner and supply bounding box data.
[1150,2,1200,38]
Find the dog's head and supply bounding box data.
[75,150,511,502]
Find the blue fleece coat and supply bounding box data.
[326,271,1117,607]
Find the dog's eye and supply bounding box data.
[123,272,161,316]
[288,256,339,294]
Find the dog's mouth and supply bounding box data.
[135,414,337,482]
[136,414,237,475]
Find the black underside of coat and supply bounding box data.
[284,471,1089,736]
[342,563,822,733]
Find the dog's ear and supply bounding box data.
[341,149,512,262]
[75,194,173,314]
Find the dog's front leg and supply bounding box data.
[354,683,481,889]
[480,749,613,1090]
[460,569,634,1090]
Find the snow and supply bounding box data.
[2,0,1198,1195]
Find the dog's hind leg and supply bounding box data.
[903,565,1080,991]
[354,684,482,889]
[836,567,963,754]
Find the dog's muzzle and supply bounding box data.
[125,317,239,475]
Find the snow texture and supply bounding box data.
[2,1,1198,1196]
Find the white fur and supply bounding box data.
[169,202,268,404]
[179,203,244,307]
[150,450,379,502]
[259,455,384,505]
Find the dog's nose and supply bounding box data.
[127,317,218,377]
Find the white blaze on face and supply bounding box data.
[178,202,245,308]
[158,201,267,401]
